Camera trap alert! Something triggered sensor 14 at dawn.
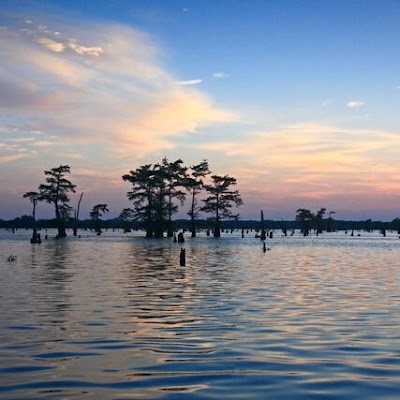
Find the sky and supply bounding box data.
[1,0,400,221]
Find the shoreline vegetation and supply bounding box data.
[8,162,400,240]
[1,218,398,237]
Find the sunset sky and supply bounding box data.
[1,0,400,221]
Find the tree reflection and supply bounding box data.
[31,240,73,328]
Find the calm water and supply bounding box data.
[1,229,400,399]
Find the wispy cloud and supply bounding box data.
[36,37,65,52]
[0,154,29,164]
[0,12,235,166]
[32,140,54,147]
[173,79,203,86]
[67,39,104,56]
[193,122,400,200]
[212,72,230,79]
[346,100,365,108]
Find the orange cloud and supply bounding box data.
[194,122,400,200]
[0,16,236,165]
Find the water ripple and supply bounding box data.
[1,230,400,398]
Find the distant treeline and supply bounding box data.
[1,215,398,233]
[19,162,400,240]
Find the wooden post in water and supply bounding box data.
[260,210,266,241]
[180,248,186,266]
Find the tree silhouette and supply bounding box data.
[73,192,84,236]
[392,217,400,234]
[260,210,266,240]
[185,159,210,237]
[59,203,73,222]
[315,207,326,234]
[23,191,40,243]
[123,159,188,238]
[160,158,187,237]
[38,165,76,238]
[119,208,135,233]
[201,174,243,237]
[296,208,314,236]
[90,204,109,235]
[327,210,336,232]
[123,164,159,238]
[364,218,372,232]
[123,160,242,238]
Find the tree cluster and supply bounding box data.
[122,158,243,238]
[23,165,76,240]
[22,160,243,239]
[295,208,336,236]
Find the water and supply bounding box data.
[1,229,400,399]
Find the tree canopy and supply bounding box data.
[201,174,243,238]
[38,165,76,238]
[296,207,335,236]
[123,159,242,238]
[23,191,40,242]
[90,203,109,234]
[186,160,210,237]
[21,161,244,239]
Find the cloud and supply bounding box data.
[346,100,365,108]
[35,34,104,56]
[0,12,236,164]
[0,154,28,164]
[173,79,203,86]
[0,9,240,220]
[213,72,230,79]
[36,37,65,52]
[9,137,36,143]
[67,39,103,56]
[193,122,400,199]
[32,140,54,147]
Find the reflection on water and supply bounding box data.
[1,229,400,399]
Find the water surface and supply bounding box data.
[1,229,400,399]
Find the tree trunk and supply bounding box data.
[95,220,102,235]
[167,196,173,237]
[214,195,221,237]
[73,192,84,236]
[214,212,221,237]
[55,204,67,238]
[154,215,164,237]
[57,226,67,238]
[167,225,174,237]
[145,229,153,238]
[154,228,164,238]
[30,203,40,243]
[190,191,196,237]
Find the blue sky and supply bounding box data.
[1,0,400,221]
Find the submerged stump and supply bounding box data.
[180,248,186,266]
